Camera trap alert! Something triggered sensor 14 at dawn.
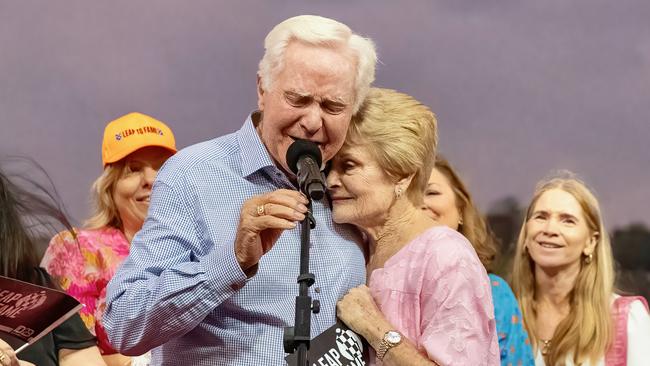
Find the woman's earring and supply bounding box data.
[458,217,464,226]
[584,253,593,264]
[395,187,403,198]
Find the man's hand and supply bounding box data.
[234,189,308,275]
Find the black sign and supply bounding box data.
[285,321,369,366]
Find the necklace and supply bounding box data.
[540,339,552,356]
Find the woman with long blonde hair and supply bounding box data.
[512,174,649,365]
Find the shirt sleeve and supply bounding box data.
[489,275,535,366]
[418,236,500,366]
[103,172,251,355]
[41,231,98,334]
[626,299,650,366]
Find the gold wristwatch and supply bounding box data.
[376,330,402,360]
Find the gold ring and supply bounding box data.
[256,204,265,216]
[0,351,7,362]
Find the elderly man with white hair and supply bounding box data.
[103,15,377,365]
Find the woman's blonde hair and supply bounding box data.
[512,173,614,365]
[84,161,128,230]
[434,156,497,272]
[344,87,438,204]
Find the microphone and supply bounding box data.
[286,139,326,200]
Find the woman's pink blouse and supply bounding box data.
[369,226,500,365]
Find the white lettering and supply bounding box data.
[0,304,21,318]
[323,353,338,366]
[328,348,342,365]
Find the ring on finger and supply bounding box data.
[256,204,266,216]
[0,351,6,362]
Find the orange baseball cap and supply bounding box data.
[102,112,177,167]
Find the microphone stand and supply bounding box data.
[283,199,320,366]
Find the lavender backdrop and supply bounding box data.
[1,1,649,230]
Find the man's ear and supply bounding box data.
[256,75,265,111]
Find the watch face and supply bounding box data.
[385,331,401,344]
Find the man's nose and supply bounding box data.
[299,104,324,135]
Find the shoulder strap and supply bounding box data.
[605,296,649,366]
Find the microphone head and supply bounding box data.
[286,139,322,174]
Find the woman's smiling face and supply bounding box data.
[525,188,596,271]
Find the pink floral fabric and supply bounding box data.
[369,226,500,365]
[41,227,130,355]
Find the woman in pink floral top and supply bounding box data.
[329,88,499,365]
[42,227,131,354]
[42,112,176,366]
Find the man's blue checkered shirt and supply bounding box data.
[104,114,366,365]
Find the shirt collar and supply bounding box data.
[238,112,278,178]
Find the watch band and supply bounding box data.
[376,330,402,360]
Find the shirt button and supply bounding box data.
[314,287,321,293]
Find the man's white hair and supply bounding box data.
[258,15,377,114]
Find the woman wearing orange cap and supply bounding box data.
[41,112,177,366]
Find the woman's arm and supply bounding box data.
[337,285,438,366]
[59,346,107,366]
[102,353,132,366]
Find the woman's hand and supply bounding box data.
[0,339,20,366]
[337,285,388,341]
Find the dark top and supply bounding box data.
[14,268,96,366]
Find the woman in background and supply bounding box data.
[421,156,534,366]
[512,174,650,365]
[0,159,106,366]
[42,112,176,366]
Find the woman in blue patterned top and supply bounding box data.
[421,156,535,366]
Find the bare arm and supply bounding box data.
[59,346,107,366]
[102,353,132,366]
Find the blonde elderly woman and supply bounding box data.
[512,174,650,365]
[41,112,176,366]
[330,88,499,366]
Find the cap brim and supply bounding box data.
[103,144,177,168]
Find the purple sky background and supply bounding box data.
[1,1,649,230]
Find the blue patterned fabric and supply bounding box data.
[489,274,535,366]
[104,114,366,366]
